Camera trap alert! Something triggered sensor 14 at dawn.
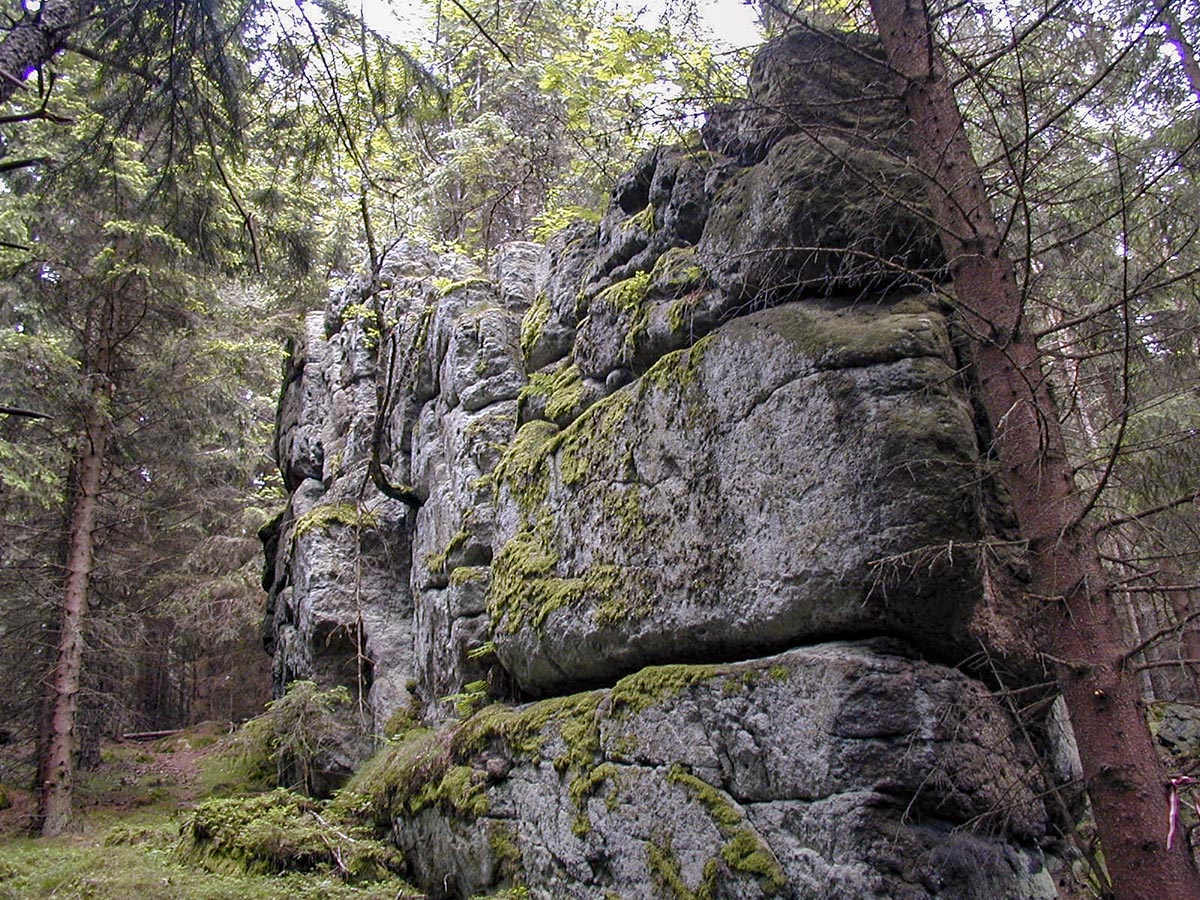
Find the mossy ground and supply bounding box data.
[0,838,413,900]
[0,726,419,900]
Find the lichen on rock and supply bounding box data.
[262,28,1058,900]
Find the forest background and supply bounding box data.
[0,0,755,764]
[0,0,1197,896]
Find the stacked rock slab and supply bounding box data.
[263,30,1056,900]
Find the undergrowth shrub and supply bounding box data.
[228,681,359,794]
[179,788,404,883]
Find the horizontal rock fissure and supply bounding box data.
[502,631,931,706]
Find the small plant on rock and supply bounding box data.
[232,681,357,795]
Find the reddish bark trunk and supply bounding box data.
[867,1,1200,897]
[38,398,107,836]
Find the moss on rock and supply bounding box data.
[450,565,490,587]
[488,821,524,882]
[666,767,741,830]
[610,663,725,717]
[651,246,706,296]
[568,762,621,836]
[433,276,492,297]
[425,523,472,576]
[519,291,552,363]
[764,304,947,370]
[488,518,568,634]
[554,387,635,488]
[647,831,718,900]
[518,362,586,424]
[627,202,657,234]
[594,271,654,361]
[720,829,786,893]
[640,335,713,394]
[492,420,560,515]
[667,764,786,894]
[292,503,379,542]
[408,764,488,817]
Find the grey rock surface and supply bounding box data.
[697,132,943,303]
[490,300,1021,695]
[701,30,908,165]
[385,643,1056,900]
[262,28,1057,900]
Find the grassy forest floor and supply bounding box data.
[0,724,420,900]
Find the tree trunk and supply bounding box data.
[1156,1,1200,100]
[38,395,107,836]
[0,0,95,106]
[866,1,1200,897]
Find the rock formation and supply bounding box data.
[261,30,1060,900]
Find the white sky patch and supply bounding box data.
[355,0,762,49]
[354,0,428,41]
[693,0,763,48]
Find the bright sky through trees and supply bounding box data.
[355,0,763,48]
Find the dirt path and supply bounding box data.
[0,722,230,834]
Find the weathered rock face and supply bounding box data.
[382,643,1054,900]
[262,30,1055,900]
[490,301,1002,695]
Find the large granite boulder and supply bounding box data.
[488,298,1022,695]
[262,28,1058,900]
[359,643,1054,900]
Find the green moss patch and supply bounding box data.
[720,829,786,892]
[488,517,569,633]
[487,821,524,882]
[666,766,786,894]
[344,690,608,828]
[610,663,725,717]
[627,202,657,234]
[518,362,586,424]
[666,767,741,830]
[651,246,706,297]
[180,789,404,882]
[520,291,552,363]
[433,276,493,296]
[766,305,945,370]
[492,420,560,515]
[425,523,473,576]
[408,303,437,360]
[640,335,713,394]
[488,512,641,635]
[569,762,621,836]
[488,385,655,635]
[408,763,488,817]
[647,831,718,900]
[593,271,654,361]
[292,503,379,541]
[451,565,490,587]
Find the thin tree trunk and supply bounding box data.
[866,1,1200,897]
[1156,1,1200,100]
[0,0,94,106]
[38,396,107,836]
